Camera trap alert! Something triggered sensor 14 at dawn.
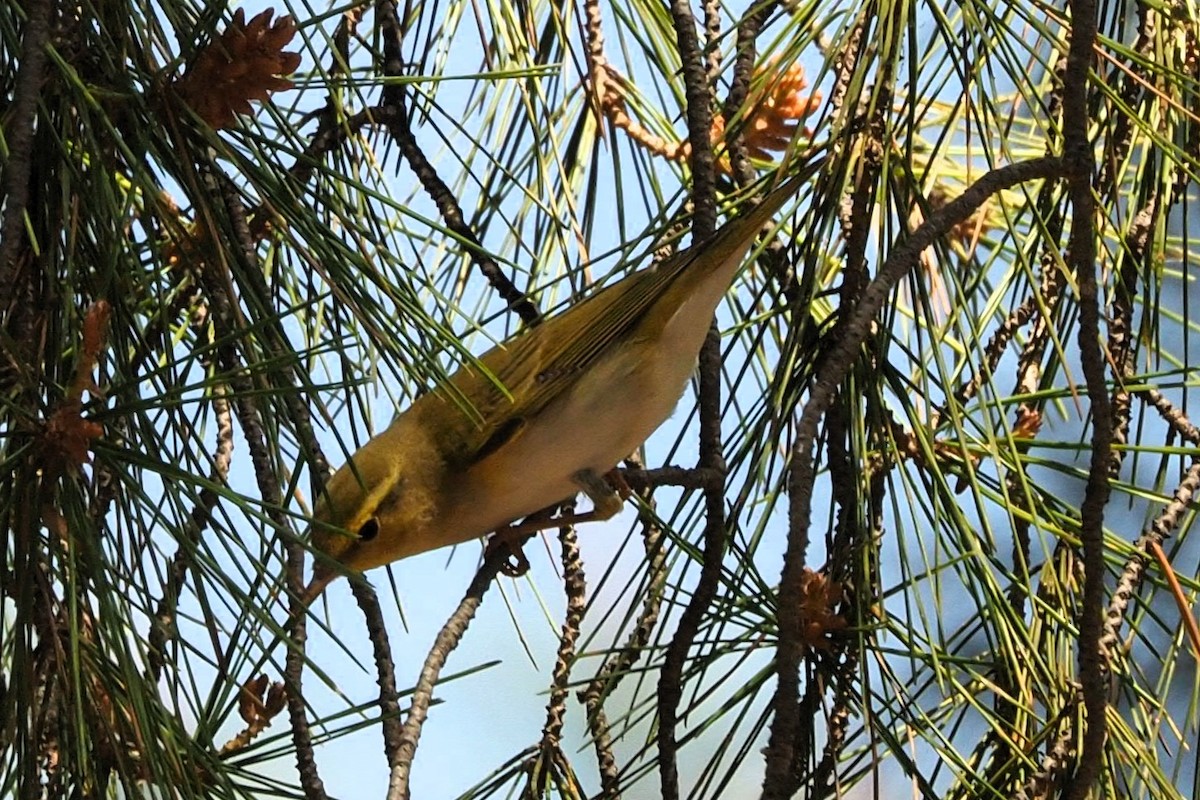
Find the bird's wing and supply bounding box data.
[436,252,694,466]
[499,253,693,395]
[435,170,811,467]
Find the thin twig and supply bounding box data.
[826,16,867,117]
[654,1,724,793]
[1101,459,1200,662]
[579,455,668,797]
[992,237,1069,756]
[375,0,541,326]
[656,327,726,800]
[1107,194,1159,475]
[285,541,328,800]
[667,0,717,234]
[0,0,52,288]
[1059,0,1108,792]
[352,581,405,790]
[193,159,327,798]
[621,465,723,492]
[392,551,506,798]
[525,525,587,796]
[544,526,585,745]
[1141,388,1200,446]
[216,174,331,487]
[1013,699,1078,800]
[784,20,893,789]
[723,21,755,181]
[764,155,1065,796]
[147,385,234,681]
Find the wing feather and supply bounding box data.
[434,252,695,465]
[428,171,810,468]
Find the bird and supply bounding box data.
[306,169,809,599]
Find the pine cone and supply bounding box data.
[174,8,302,130]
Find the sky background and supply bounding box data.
[196,0,830,795]
[137,0,1200,796]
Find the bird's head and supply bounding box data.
[305,421,444,599]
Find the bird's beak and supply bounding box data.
[301,561,339,605]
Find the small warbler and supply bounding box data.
[307,171,808,597]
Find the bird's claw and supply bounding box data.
[486,528,533,577]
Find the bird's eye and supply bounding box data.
[358,517,380,542]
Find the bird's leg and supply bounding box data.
[485,468,630,575]
[601,466,634,503]
[485,507,553,577]
[499,469,629,533]
[569,467,626,521]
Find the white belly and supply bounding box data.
[437,264,729,540]
[445,315,712,536]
